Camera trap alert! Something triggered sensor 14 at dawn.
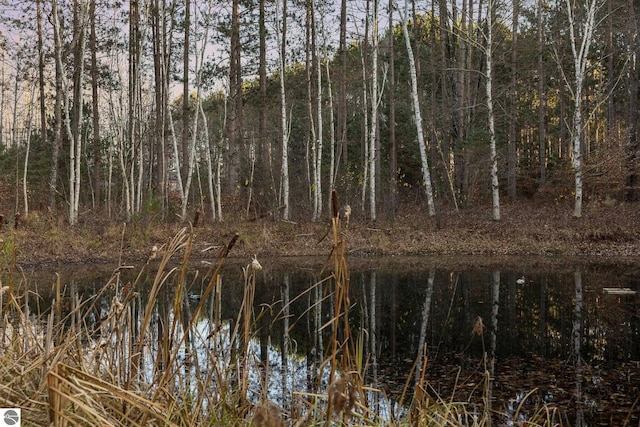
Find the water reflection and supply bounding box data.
[27,256,640,424]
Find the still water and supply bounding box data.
[28,255,640,425]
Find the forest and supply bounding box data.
[0,0,638,226]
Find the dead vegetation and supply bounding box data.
[3,198,640,270]
[0,192,575,426]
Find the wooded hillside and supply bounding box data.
[0,0,637,225]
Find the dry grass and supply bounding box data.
[0,196,571,426]
[8,197,640,270]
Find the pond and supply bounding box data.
[17,255,640,425]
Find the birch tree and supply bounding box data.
[562,0,603,218]
[367,0,379,221]
[36,0,48,212]
[89,0,100,210]
[23,83,36,215]
[71,1,88,225]
[388,0,397,218]
[50,0,63,213]
[181,0,213,220]
[312,0,323,222]
[398,0,436,217]
[276,0,290,220]
[182,0,191,193]
[486,0,500,220]
[52,0,88,225]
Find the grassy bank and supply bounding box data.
[4,199,640,270]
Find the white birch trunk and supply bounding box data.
[53,0,85,225]
[312,0,323,221]
[400,1,436,216]
[314,60,323,221]
[200,102,216,221]
[23,83,36,215]
[326,60,336,197]
[276,0,290,220]
[564,0,601,217]
[181,1,211,221]
[360,42,369,213]
[315,25,323,218]
[487,0,500,220]
[368,0,379,221]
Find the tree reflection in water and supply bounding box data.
[31,256,640,424]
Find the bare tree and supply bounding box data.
[71,1,89,225]
[507,0,519,198]
[367,0,379,221]
[90,0,101,210]
[276,0,290,220]
[36,0,49,213]
[625,0,640,201]
[181,0,190,197]
[388,0,397,219]
[50,0,63,214]
[537,0,547,186]
[486,0,500,220]
[398,0,436,217]
[312,0,323,221]
[227,0,242,191]
[561,0,603,217]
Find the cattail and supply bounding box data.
[329,375,356,416]
[332,190,339,218]
[252,403,285,427]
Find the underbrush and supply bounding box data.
[0,192,568,426]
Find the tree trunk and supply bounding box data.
[565,0,601,217]
[50,0,63,214]
[338,0,348,167]
[227,0,242,191]
[151,0,169,214]
[37,0,50,212]
[625,1,640,201]
[400,0,436,217]
[258,0,267,216]
[507,0,519,199]
[368,0,379,221]
[23,84,36,215]
[90,0,101,210]
[277,0,290,220]
[182,0,190,203]
[537,0,547,186]
[487,0,500,220]
[312,0,323,221]
[388,0,397,220]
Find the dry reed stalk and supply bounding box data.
[129,227,192,388]
[238,256,261,403]
[48,362,180,426]
[141,231,239,422]
[323,190,364,425]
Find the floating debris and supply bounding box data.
[602,287,637,295]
